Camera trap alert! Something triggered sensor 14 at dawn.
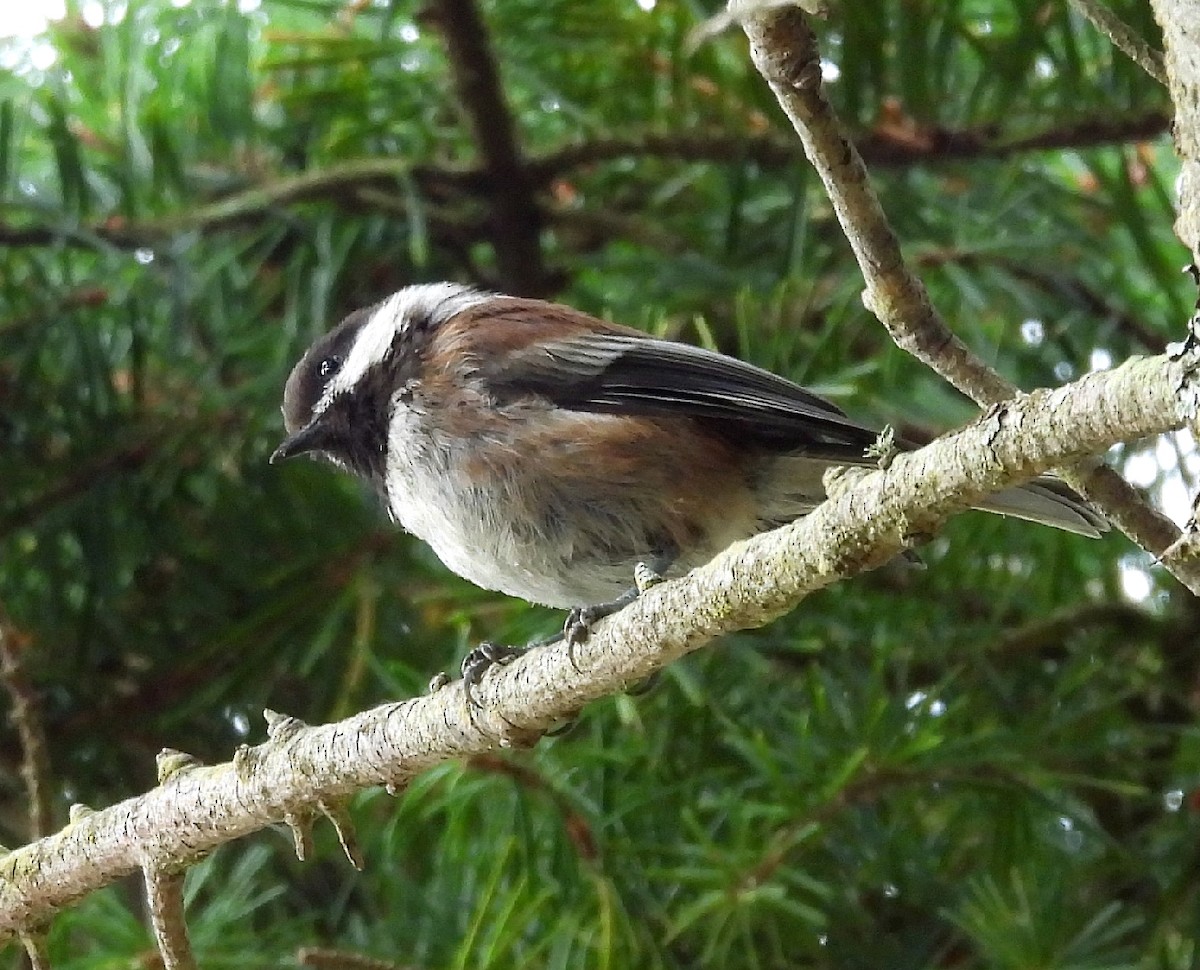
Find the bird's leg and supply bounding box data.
[564,560,667,668]
[455,560,669,706]
[456,629,573,707]
[458,639,536,708]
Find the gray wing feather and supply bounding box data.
[488,333,882,461]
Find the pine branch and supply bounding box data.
[529,114,1171,179]
[0,346,1196,940]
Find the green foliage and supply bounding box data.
[0,0,1195,966]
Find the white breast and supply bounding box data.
[384,401,626,608]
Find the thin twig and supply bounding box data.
[689,0,830,50]
[545,204,685,254]
[739,11,1015,402]
[1068,0,1168,85]
[0,606,54,840]
[469,754,598,860]
[297,947,416,970]
[738,5,1198,592]
[985,601,1161,655]
[912,249,1169,353]
[740,762,1035,891]
[19,930,50,970]
[1,438,156,540]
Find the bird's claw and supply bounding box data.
[458,560,666,703]
[460,640,524,708]
[564,563,663,669]
[564,607,600,671]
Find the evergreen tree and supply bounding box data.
[1,1,1196,966]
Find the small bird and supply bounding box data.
[272,283,1106,691]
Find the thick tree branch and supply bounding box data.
[425,0,547,295]
[738,4,1199,593]
[0,348,1196,939]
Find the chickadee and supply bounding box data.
[272,283,1106,690]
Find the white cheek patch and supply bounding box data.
[325,290,406,405]
[313,282,489,416]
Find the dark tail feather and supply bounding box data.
[975,476,1108,538]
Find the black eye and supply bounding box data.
[318,356,342,380]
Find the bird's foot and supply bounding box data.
[563,604,612,657]
[564,561,664,668]
[459,640,526,708]
[454,559,670,704]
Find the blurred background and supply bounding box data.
[2,0,1199,966]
